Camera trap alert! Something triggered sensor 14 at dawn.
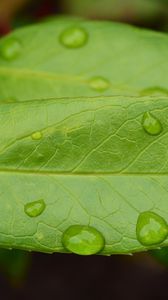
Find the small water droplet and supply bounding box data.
[59,27,88,48]
[140,86,168,96]
[142,112,162,136]
[62,225,105,255]
[31,131,43,140]
[0,38,22,60]
[24,199,46,218]
[136,211,168,246]
[89,76,110,92]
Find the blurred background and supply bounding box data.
[0,0,168,299]
[0,0,168,35]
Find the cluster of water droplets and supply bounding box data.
[23,196,168,254]
[24,199,105,255]
[1,24,168,255]
[0,25,111,92]
[2,25,168,97]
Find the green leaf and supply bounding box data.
[0,95,168,254]
[0,18,168,101]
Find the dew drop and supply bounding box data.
[136,211,168,246]
[31,131,43,140]
[142,112,162,136]
[140,86,168,96]
[62,225,105,255]
[89,76,110,92]
[59,27,88,48]
[0,38,22,60]
[24,199,46,218]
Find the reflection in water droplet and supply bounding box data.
[136,211,168,246]
[60,27,88,48]
[140,86,168,96]
[31,131,43,140]
[0,38,22,60]
[24,199,46,217]
[62,225,105,255]
[142,112,162,136]
[89,76,110,92]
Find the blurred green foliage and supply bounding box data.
[64,0,167,22]
[150,248,168,267]
[0,249,30,284]
[0,0,167,33]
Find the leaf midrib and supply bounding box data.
[0,67,141,95]
[0,67,85,83]
[0,168,167,177]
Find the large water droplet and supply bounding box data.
[0,38,22,60]
[142,112,162,136]
[89,76,110,92]
[24,199,46,218]
[62,225,105,255]
[136,211,168,246]
[31,131,43,140]
[59,27,88,48]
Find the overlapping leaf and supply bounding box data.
[0,18,168,101]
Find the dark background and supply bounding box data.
[0,0,168,34]
[0,253,168,300]
[1,252,168,300]
[0,1,168,299]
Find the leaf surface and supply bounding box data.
[0,95,168,254]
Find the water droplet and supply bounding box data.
[0,38,22,60]
[142,112,162,136]
[60,27,88,48]
[24,199,46,218]
[140,86,168,96]
[62,225,105,255]
[31,131,43,140]
[89,76,110,92]
[136,211,168,246]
